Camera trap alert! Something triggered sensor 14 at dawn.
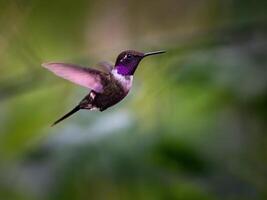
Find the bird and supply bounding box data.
[42,50,165,126]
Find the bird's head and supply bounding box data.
[114,50,165,76]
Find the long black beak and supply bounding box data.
[144,50,166,57]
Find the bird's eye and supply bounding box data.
[126,54,133,59]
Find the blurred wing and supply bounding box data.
[42,62,104,93]
[96,61,114,73]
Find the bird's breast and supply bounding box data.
[111,69,133,92]
[93,72,131,111]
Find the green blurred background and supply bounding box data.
[0,0,266,199]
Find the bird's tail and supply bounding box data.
[51,105,80,126]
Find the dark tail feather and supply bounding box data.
[51,105,80,126]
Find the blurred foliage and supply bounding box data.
[0,0,266,200]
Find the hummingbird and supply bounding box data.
[42,50,165,126]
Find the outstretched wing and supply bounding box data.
[42,62,105,93]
